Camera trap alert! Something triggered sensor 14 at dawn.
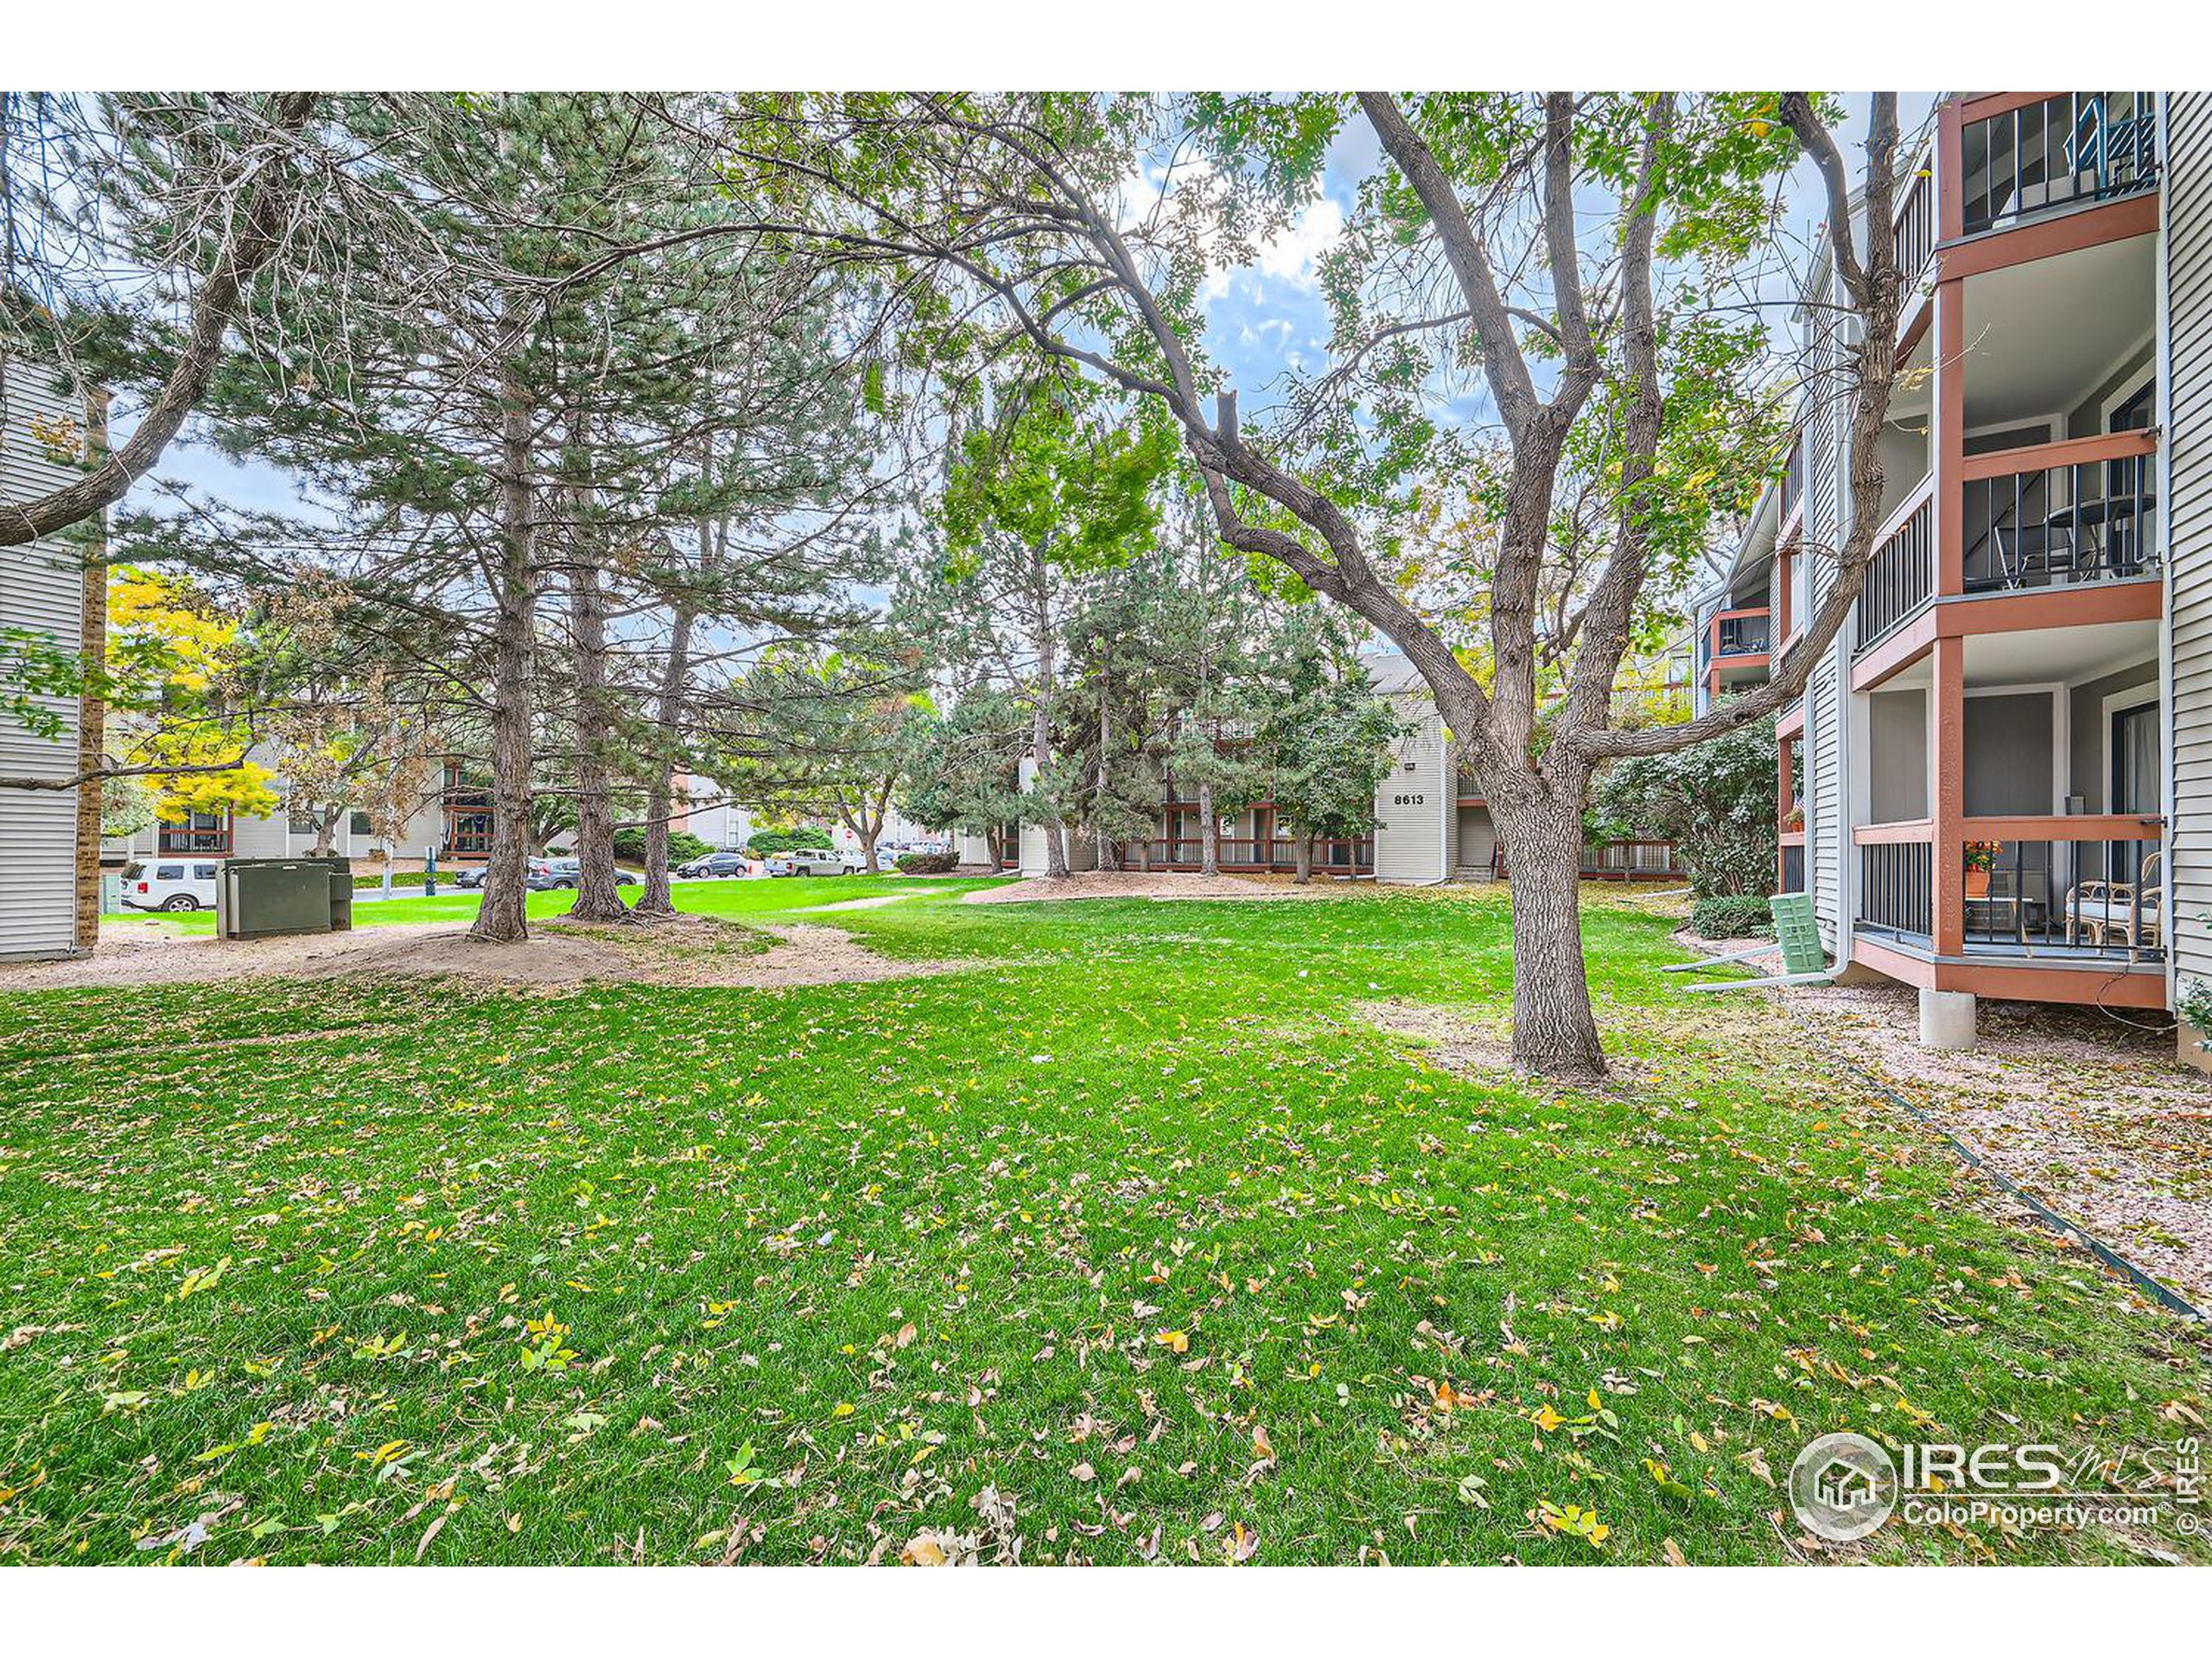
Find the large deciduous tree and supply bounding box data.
[692,91,1904,1079]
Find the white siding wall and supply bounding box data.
[2166,92,2212,1014]
[1801,270,1851,938]
[1372,701,1449,884]
[1014,755,1096,875]
[0,357,88,959]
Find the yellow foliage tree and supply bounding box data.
[105,567,277,825]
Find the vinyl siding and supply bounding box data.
[1808,659,1844,931]
[1372,702,1448,884]
[0,356,89,959]
[1014,755,1096,874]
[2167,92,2212,990]
[1800,262,1850,938]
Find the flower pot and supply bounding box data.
[1964,868,1990,898]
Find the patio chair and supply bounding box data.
[1993,521,2075,589]
[1668,893,1835,992]
[2066,850,2164,957]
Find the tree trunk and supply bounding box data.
[72,435,108,950]
[564,573,627,923]
[469,373,537,945]
[1294,832,1313,885]
[1491,785,1607,1082]
[1198,780,1218,876]
[1028,546,1069,878]
[1094,658,1111,870]
[985,825,1003,871]
[562,409,628,924]
[637,605,695,918]
[310,802,342,859]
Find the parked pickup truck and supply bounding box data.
[763,849,864,877]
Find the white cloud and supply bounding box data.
[1196,190,1346,303]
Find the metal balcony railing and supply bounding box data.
[1891,158,1935,279]
[1859,838,1934,938]
[1856,484,1935,650]
[1961,92,2158,236]
[1961,434,2160,594]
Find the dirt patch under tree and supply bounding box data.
[0,912,966,995]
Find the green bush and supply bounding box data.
[747,827,832,855]
[895,850,959,875]
[1691,894,1775,939]
[613,828,712,864]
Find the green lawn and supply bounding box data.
[103,871,963,935]
[3,884,2203,1565]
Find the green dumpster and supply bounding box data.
[218,857,354,940]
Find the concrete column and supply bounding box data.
[1919,988,1977,1049]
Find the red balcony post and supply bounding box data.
[1931,635,1967,956]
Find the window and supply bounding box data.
[159,810,230,854]
[349,810,372,836]
[192,863,219,880]
[156,864,184,880]
[2113,702,2159,816]
[289,811,318,836]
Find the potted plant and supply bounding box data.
[1783,805,1804,834]
[1963,838,2002,898]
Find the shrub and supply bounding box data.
[1691,894,1774,939]
[747,827,832,855]
[612,828,712,864]
[895,850,959,875]
[1593,711,1779,899]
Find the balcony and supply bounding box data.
[1854,817,2164,965]
[1700,607,1770,696]
[1856,480,1935,648]
[158,814,232,855]
[1961,431,2160,594]
[1892,150,1935,282]
[1121,836,1374,874]
[1960,92,2158,238]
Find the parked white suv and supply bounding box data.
[120,858,222,912]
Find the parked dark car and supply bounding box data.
[527,857,639,892]
[677,851,753,880]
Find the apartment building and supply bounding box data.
[0,355,99,961]
[1694,91,2212,1060]
[969,652,1687,884]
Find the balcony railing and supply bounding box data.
[1714,609,1770,658]
[1854,817,2165,963]
[1957,817,2166,962]
[158,823,232,855]
[1891,155,1935,279]
[1961,432,2159,594]
[1121,836,1374,874]
[1961,92,2158,236]
[1855,481,1935,650]
[1859,835,1935,938]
